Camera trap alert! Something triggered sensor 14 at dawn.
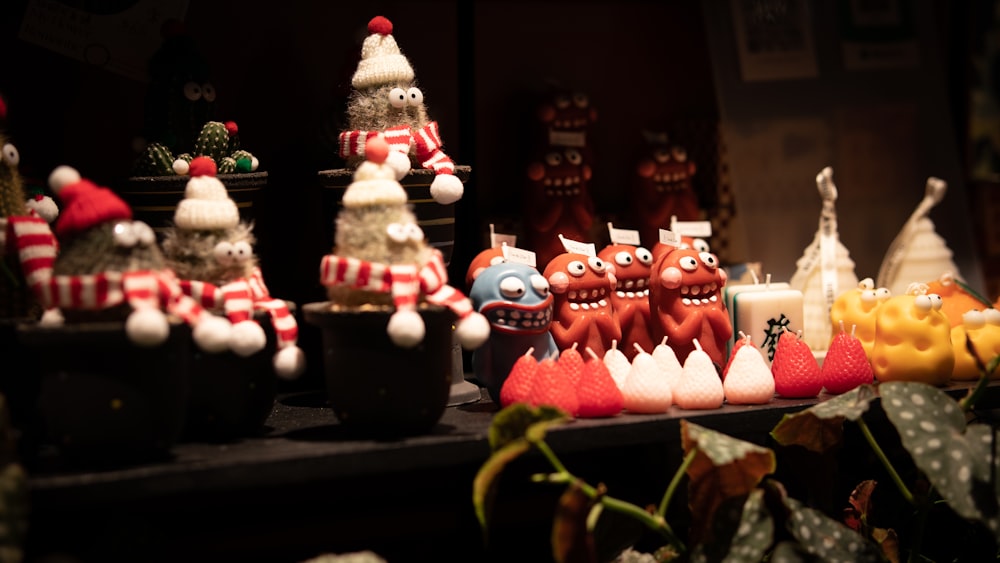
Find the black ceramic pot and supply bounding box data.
[302,302,455,437]
[16,320,192,467]
[117,172,267,239]
[317,166,469,266]
[181,310,280,443]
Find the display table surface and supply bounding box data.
[24,381,1000,562]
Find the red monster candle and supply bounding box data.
[543,251,621,358]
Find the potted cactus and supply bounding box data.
[304,137,488,437]
[13,166,231,466]
[161,156,305,441]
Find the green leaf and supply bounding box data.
[488,403,569,452]
[959,423,1000,538]
[880,381,999,532]
[681,421,776,545]
[783,496,883,562]
[472,438,531,538]
[690,489,773,563]
[551,481,598,563]
[771,385,877,453]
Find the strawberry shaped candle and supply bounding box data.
[820,321,874,394]
[528,357,579,416]
[871,283,953,386]
[338,16,463,205]
[651,336,683,390]
[722,335,775,405]
[951,309,1000,381]
[603,339,631,390]
[161,156,305,379]
[673,339,725,410]
[771,329,823,399]
[830,278,891,360]
[499,348,539,408]
[620,343,672,414]
[576,347,624,418]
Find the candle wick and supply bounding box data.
[692,338,703,352]
[765,273,772,289]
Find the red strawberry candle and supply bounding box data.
[771,329,823,398]
[821,321,874,394]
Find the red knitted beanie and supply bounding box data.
[53,177,133,239]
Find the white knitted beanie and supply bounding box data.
[352,16,415,90]
[341,136,408,207]
[174,156,240,229]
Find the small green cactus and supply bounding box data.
[193,121,232,164]
[217,156,238,174]
[132,141,176,176]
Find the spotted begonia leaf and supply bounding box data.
[771,385,877,453]
[488,403,569,451]
[681,420,776,544]
[783,496,883,562]
[880,381,1000,536]
[690,489,773,563]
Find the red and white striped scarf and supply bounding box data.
[320,248,472,320]
[178,267,299,350]
[2,213,58,290]
[338,122,455,177]
[33,268,211,328]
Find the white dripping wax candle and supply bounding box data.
[725,273,804,366]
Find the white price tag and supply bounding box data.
[558,234,596,257]
[658,229,682,248]
[501,245,536,267]
[670,218,713,238]
[489,224,517,249]
[607,222,641,246]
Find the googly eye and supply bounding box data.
[232,241,253,262]
[1,143,19,166]
[132,221,155,246]
[183,81,202,101]
[653,148,671,163]
[386,223,407,243]
[388,87,407,109]
[859,278,875,290]
[860,290,878,304]
[544,152,562,167]
[565,149,583,166]
[964,309,986,328]
[567,260,586,277]
[572,92,589,108]
[928,293,943,310]
[635,247,653,266]
[915,294,932,312]
[404,223,424,242]
[679,256,698,272]
[214,241,234,263]
[614,251,633,267]
[692,238,710,253]
[587,256,606,273]
[698,252,718,269]
[489,255,506,266]
[499,276,527,299]
[406,87,424,106]
[530,274,550,297]
[113,222,137,247]
[672,146,687,162]
[201,83,217,102]
[554,95,570,109]
[875,288,892,301]
[985,308,1000,325]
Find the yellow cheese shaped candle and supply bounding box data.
[829,278,891,359]
[951,309,1000,381]
[871,283,954,386]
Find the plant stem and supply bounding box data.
[857,416,915,506]
[658,447,697,518]
[959,368,994,413]
[533,439,683,550]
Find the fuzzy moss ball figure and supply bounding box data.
[36,166,232,351]
[162,157,306,378]
[338,15,463,205]
[321,137,488,349]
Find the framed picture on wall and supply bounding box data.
[730,0,818,82]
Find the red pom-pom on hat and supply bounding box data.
[368,16,393,35]
[225,121,239,137]
[189,156,217,178]
[0,96,7,120]
[365,136,390,165]
[48,165,132,238]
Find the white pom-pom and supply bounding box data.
[249,156,260,172]
[172,159,190,176]
[385,150,411,180]
[25,195,59,223]
[229,320,267,357]
[430,173,463,205]
[273,346,306,380]
[387,309,425,348]
[39,308,64,327]
[456,312,490,350]
[126,308,170,347]
[48,165,81,194]
[192,315,232,353]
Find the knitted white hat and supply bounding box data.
[174,157,240,229]
[341,136,408,207]
[352,16,415,90]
